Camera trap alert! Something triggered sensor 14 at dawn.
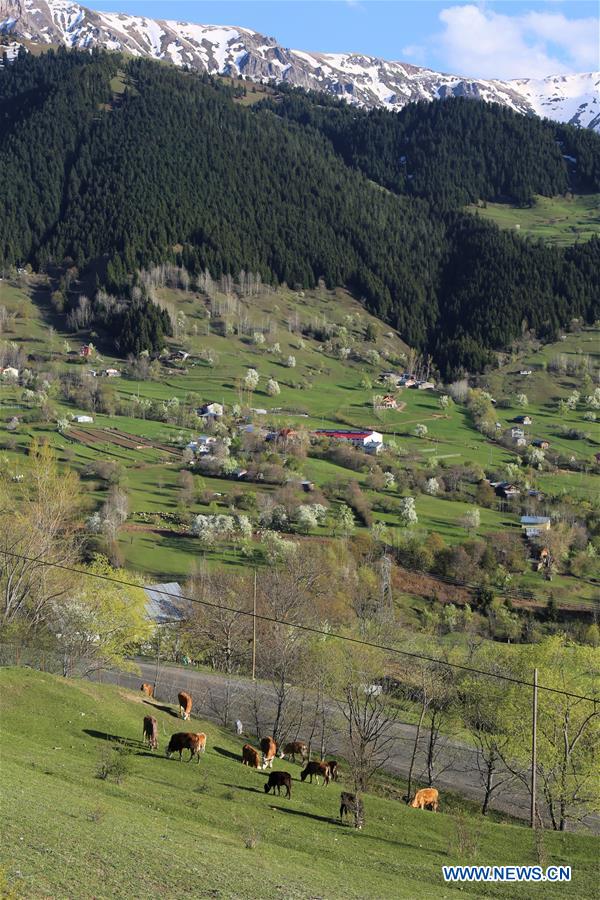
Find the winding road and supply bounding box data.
[92,658,598,833]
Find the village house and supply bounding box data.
[378,395,398,409]
[79,344,93,358]
[510,427,525,442]
[197,402,224,420]
[520,515,551,538]
[314,429,383,453]
[513,415,532,426]
[73,414,93,424]
[519,370,533,376]
[531,439,550,450]
[491,481,521,500]
[415,381,435,390]
[104,368,121,377]
[398,374,417,387]
[187,435,217,455]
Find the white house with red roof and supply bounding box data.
[313,429,383,453]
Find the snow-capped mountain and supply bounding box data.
[2,0,599,131]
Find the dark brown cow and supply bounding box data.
[178,691,192,720]
[166,732,205,762]
[242,743,261,768]
[142,715,158,750]
[340,791,364,829]
[140,683,154,698]
[264,771,292,798]
[260,736,277,770]
[327,760,339,782]
[300,761,330,785]
[278,741,308,764]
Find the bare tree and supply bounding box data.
[183,570,253,677]
[337,648,398,826]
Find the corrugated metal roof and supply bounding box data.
[143,582,187,624]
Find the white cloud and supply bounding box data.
[401,43,427,64]
[437,4,599,80]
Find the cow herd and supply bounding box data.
[139,683,440,826]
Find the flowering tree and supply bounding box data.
[266,378,281,397]
[244,368,259,391]
[425,477,440,495]
[399,497,418,526]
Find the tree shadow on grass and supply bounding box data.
[271,806,336,825]
[213,746,241,762]
[83,729,142,748]
[220,782,265,795]
[143,700,179,718]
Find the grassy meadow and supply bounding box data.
[1,668,598,900]
[467,194,600,245]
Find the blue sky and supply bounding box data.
[94,1,599,78]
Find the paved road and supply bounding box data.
[93,659,598,833]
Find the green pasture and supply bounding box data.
[467,194,600,245]
[1,668,598,900]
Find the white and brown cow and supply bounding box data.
[260,736,277,769]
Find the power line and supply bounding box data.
[1,548,598,705]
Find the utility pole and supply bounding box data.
[530,667,538,829]
[252,569,257,682]
[154,629,161,694]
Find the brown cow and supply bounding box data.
[278,741,308,764]
[300,761,330,785]
[242,743,261,768]
[178,691,192,720]
[166,732,206,762]
[142,715,158,750]
[260,736,277,770]
[410,788,439,811]
[140,683,154,698]
[327,760,339,782]
[264,771,292,798]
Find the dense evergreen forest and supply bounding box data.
[0,49,598,374]
[260,86,600,207]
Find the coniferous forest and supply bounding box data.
[0,49,598,375]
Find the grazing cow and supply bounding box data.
[410,788,439,812]
[142,715,158,750]
[178,691,193,720]
[264,771,292,798]
[260,736,277,770]
[300,761,330,785]
[140,683,154,698]
[340,792,364,829]
[166,732,206,762]
[241,743,261,768]
[278,741,308,764]
[327,760,339,782]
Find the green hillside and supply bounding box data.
[1,51,599,376]
[1,668,597,899]
[1,275,599,613]
[467,195,600,245]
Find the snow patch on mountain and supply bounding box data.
[1,0,598,131]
